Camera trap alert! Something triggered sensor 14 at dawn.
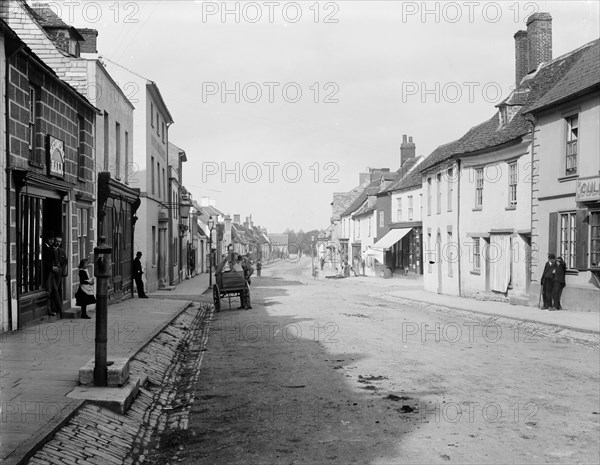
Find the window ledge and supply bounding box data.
[78,176,86,183]
[470,270,481,275]
[28,159,43,169]
[505,205,517,211]
[472,207,482,212]
[558,174,578,183]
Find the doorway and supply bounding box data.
[436,231,442,294]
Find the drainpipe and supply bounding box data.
[166,121,173,286]
[456,159,462,297]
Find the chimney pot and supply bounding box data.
[400,135,416,166]
[402,134,407,143]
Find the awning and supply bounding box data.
[372,228,412,249]
[366,247,384,264]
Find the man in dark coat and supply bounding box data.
[42,232,57,316]
[133,251,148,298]
[540,253,556,310]
[240,256,254,309]
[551,256,567,310]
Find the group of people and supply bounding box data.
[540,253,567,311]
[215,252,257,309]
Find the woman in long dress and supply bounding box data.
[75,259,96,319]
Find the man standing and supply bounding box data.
[133,252,148,298]
[540,253,556,310]
[256,259,262,277]
[240,256,254,310]
[551,256,567,310]
[42,232,57,316]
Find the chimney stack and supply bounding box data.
[400,134,416,166]
[514,30,529,87]
[526,12,552,73]
[233,214,241,224]
[359,172,370,186]
[78,28,98,53]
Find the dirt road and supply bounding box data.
[147,257,600,464]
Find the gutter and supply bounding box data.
[456,159,462,297]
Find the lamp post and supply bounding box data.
[208,216,215,287]
[93,237,112,387]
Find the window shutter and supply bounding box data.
[576,209,589,270]
[548,212,558,255]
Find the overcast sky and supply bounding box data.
[38,1,599,233]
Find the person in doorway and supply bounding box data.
[551,256,567,310]
[75,259,96,319]
[540,253,556,310]
[42,232,57,316]
[133,252,149,298]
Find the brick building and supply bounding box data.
[0,18,97,329]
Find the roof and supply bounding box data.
[420,38,597,173]
[387,157,424,193]
[527,39,600,113]
[379,157,420,194]
[340,178,379,217]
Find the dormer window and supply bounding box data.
[499,106,508,126]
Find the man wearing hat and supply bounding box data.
[133,251,148,298]
[540,253,556,310]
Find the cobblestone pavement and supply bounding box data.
[25,302,213,465]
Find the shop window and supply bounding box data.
[20,196,44,294]
[565,114,578,175]
[77,208,89,262]
[590,212,600,269]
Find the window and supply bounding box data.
[473,238,481,271]
[28,86,37,162]
[436,173,442,214]
[157,113,160,136]
[356,219,360,238]
[20,195,43,294]
[560,212,577,269]
[565,115,578,175]
[447,168,453,212]
[427,232,432,273]
[408,196,413,221]
[427,178,432,215]
[152,226,156,265]
[77,115,85,179]
[124,131,129,184]
[151,156,155,195]
[475,168,484,208]
[368,216,371,237]
[396,198,402,222]
[508,162,518,206]
[151,103,154,127]
[162,168,166,200]
[591,212,600,268]
[379,210,385,228]
[115,122,121,180]
[77,208,89,262]
[420,194,423,219]
[448,231,453,277]
[157,162,162,198]
[162,122,165,143]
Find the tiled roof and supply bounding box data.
[380,157,421,194]
[353,202,376,218]
[420,38,596,173]
[30,3,69,27]
[388,157,424,192]
[527,39,600,113]
[340,179,379,217]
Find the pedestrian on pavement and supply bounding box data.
[540,253,556,309]
[133,252,149,298]
[320,257,325,271]
[361,257,366,276]
[47,234,67,317]
[551,256,567,310]
[256,259,262,277]
[75,259,95,319]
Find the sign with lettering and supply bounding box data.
[576,176,600,202]
[47,136,65,178]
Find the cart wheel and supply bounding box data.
[213,284,221,312]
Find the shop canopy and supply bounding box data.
[371,228,412,250]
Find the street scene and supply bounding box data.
[1,1,599,464]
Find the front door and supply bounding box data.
[436,231,442,294]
